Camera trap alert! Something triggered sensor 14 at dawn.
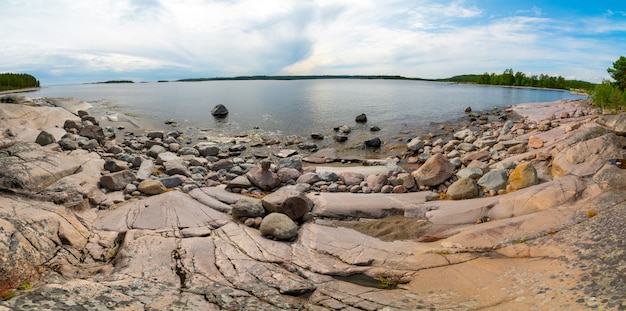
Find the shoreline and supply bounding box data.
[0,87,40,95]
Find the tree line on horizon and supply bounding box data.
[441,69,595,92]
[0,73,40,92]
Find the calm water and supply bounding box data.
[21,79,585,142]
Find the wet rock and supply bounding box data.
[262,188,313,220]
[508,162,538,191]
[260,213,298,240]
[211,104,229,118]
[138,179,167,195]
[370,125,381,131]
[447,178,479,200]
[364,137,382,148]
[100,170,136,191]
[411,153,455,187]
[336,125,352,133]
[477,169,508,192]
[303,148,338,164]
[355,113,367,123]
[333,135,348,142]
[311,133,324,140]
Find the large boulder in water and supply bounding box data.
[211,104,229,118]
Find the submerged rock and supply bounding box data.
[211,104,229,117]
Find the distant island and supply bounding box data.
[176,71,595,93]
[92,80,135,84]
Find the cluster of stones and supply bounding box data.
[31,102,597,240]
[310,112,382,148]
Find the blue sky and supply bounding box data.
[1,0,625,85]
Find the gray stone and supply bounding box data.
[78,124,105,142]
[178,146,200,157]
[195,142,220,157]
[232,197,265,218]
[477,169,508,192]
[159,175,186,188]
[148,145,167,158]
[164,159,191,177]
[259,213,298,240]
[456,167,484,179]
[136,159,154,181]
[58,137,79,150]
[407,137,425,152]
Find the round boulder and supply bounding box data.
[211,104,229,118]
[447,178,479,200]
[259,213,298,240]
[138,179,167,195]
[508,162,538,190]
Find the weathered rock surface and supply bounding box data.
[2,98,626,310]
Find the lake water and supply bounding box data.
[21,79,585,144]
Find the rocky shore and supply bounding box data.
[0,94,625,310]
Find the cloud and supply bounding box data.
[1,0,625,84]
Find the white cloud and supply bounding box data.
[0,0,624,83]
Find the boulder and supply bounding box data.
[508,162,539,191]
[277,167,302,183]
[262,188,313,220]
[407,137,425,152]
[259,213,298,240]
[78,125,105,142]
[340,172,365,186]
[232,197,265,218]
[355,113,367,123]
[35,130,56,146]
[447,178,479,200]
[411,153,455,186]
[136,159,154,181]
[246,163,280,191]
[477,169,508,192]
[364,137,382,148]
[138,179,167,195]
[366,173,388,193]
[277,155,303,171]
[147,145,167,158]
[58,137,79,150]
[164,158,191,177]
[100,170,136,191]
[211,104,229,117]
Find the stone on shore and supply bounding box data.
[447,178,479,200]
[411,153,455,186]
[246,160,281,191]
[35,130,56,146]
[138,179,167,195]
[262,188,313,220]
[303,148,338,163]
[355,113,367,123]
[508,162,539,190]
[259,212,298,240]
[232,197,265,218]
[364,137,382,148]
[477,169,508,192]
[100,170,136,191]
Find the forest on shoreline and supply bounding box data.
[0,73,40,92]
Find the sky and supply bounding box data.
[1,0,625,85]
